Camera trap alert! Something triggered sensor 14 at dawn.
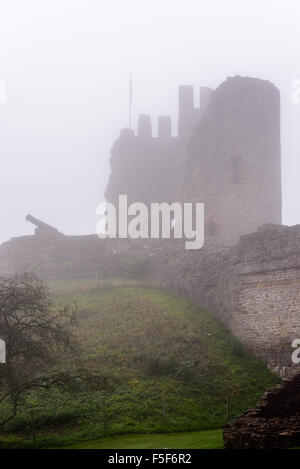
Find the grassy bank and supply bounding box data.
[64,429,224,449]
[0,278,280,448]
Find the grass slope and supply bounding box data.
[1,279,280,448]
[65,429,223,449]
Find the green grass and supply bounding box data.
[0,278,280,448]
[65,429,223,449]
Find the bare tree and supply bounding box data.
[0,273,81,427]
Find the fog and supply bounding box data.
[0,0,300,243]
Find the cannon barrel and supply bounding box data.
[26,214,59,233]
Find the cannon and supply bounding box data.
[26,214,62,236]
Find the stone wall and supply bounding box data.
[223,374,300,449]
[0,223,299,375]
[105,128,186,208]
[1,223,300,375]
[0,233,145,280]
[146,224,300,376]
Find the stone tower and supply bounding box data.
[184,76,282,246]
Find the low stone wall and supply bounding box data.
[223,374,300,449]
[0,233,144,280]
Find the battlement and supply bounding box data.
[178,85,212,138]
[125,85,213,139]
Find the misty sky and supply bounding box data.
[1,0,300,243]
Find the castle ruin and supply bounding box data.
[0,75,299,378]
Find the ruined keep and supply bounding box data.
[105,76,282,246]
